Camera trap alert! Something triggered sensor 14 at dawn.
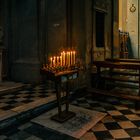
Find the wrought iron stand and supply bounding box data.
[41,69,78,122]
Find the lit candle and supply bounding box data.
[68,52,70,66]
[63,51,65,66]
[73,51,75,65]
[57,56,59,66]
[53,56,56,67]
[66,52,68,66]
[60,56,62,66]
[67,52,70,66]
[60,52,63,66]
[50,57,53,67]
[70,51,73,66]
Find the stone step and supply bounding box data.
[0,95,57,131]
[0,81,30,95]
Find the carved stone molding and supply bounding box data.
[129,4,136,13]
[95,0,109,12]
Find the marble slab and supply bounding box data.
[32,105,106,139]
[11,95,56,113]
[0,81,27,95]
[0,110,18,121]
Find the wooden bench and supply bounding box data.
[105,58,140,76]
[92,60,140,109]
[106,58,140,63]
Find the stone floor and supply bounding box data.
[0,82,140,139]
[32,105,106,139]
[0,82,57,129]
[0,81,27,95]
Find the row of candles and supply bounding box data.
[50,51,76,67]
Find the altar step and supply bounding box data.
[0,81,29,95]
[0,96,57,131]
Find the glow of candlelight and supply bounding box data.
[66,52,69,66]
[57,56,59,66]
[63,51,65,66]
[68,52,70,66]
[70,51,73,66]
[50,57,53,67]
[60,56,62,66]
[73,51,76,65]
[53,56,56,67]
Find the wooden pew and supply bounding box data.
[92,60,140,109]
[105,58,140,76]
[106,58,140,63]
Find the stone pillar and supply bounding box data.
[0,29,4,82]
[119,0,127,31]
[127,0,139,58]
[138,1,140,58]
[0,48,2,82]
[9,0,41,83]
[113,0,120,58]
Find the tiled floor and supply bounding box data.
[0,83,140,140]
[72,94,140,140]
[0,83,56,111]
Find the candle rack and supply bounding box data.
[42,64,79,74]
[49,50,76,68]
[40,65,79,123]
[40,50,80,122]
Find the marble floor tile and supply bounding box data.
[125,114,140,121]
[109,129,130,139]
[107,110,123,116]
[91,122,107,132]
[118,121,137,129]
[80,132,97,140]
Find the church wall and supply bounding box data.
[119,0,140,58]
[4,0,67,83]
[139,1,140,57]
[127,0,139,58]
[92,0,112,61]
[0,0,114,85]
[5,0,41,82]
[71,0,87,88]
[113,0,119,58]
[119,0,127,32]
[46,0,67,59]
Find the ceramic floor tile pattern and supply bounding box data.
[0,84,56,111]
[0,85,140,139]
[73,95,140,140]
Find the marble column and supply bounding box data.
[9,0,41,83]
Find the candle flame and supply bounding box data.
[49,50,76,68]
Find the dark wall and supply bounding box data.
[47,0,66,57]
[6,0,40,82]
[13,0,38,59]
[4,0,68,83]
[112,0,119,58]
[0,0,113,84]
[0,0,5,43]
[72,0,86,62]
[6,0,87,83]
